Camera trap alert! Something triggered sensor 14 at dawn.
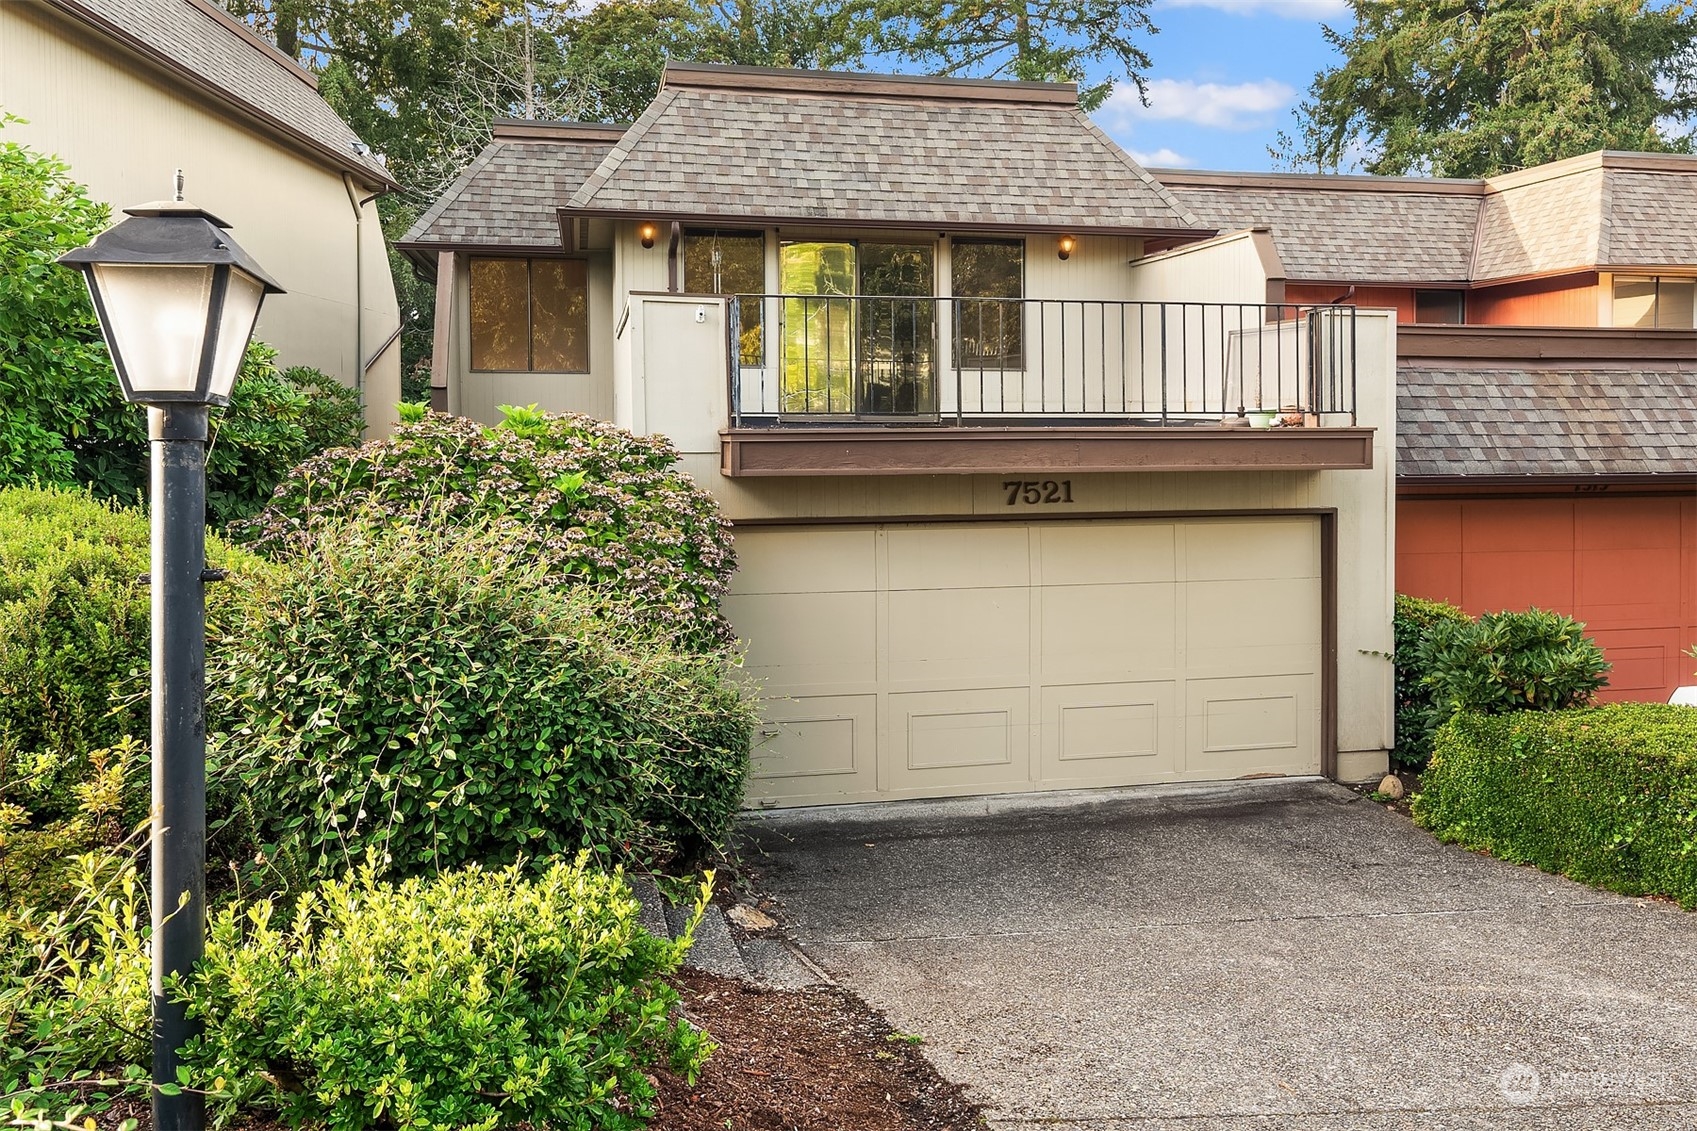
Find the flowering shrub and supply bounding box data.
[233,405,736,651]
[209,517,754,880]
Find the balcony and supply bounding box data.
[719,296,1376,476]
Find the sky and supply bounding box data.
[1090,0,1352,173]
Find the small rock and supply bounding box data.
[1378,774,1406,800]
[725,903,778,932]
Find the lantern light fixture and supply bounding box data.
[639,221,657,249]
[1056,234,1077,261]
[58,199,283,406]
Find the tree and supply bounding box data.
[874,0,1156,111]
[1279,0,1697,177]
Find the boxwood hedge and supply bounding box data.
[1413,705,1697,907]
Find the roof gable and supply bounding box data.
[565,63,1202,235]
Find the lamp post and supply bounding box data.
[59,191,281,1131]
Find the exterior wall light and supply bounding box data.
[640,221,657,249]
[58,191,281,1131]
[1057,234,1077,261]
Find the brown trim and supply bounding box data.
[1319,512,1338,781]
[428,386,448,413]
[1397,474,1697,499]
[558,207,1202,241]
[720,426,1376,476]
[490,119,628,143]
[1398,324,1697,362]
[662,61,1079,105]
[1153,167,1486,194]
[429,251,455,392]
[39,0,399,191]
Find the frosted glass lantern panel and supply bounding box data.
[91,263,214,396]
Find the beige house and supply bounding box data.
[0,0,402,434]
[402,63,1398,807]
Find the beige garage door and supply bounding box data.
[726,516,1323,807]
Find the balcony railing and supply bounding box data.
[727,296,1359,428]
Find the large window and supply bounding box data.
[469,257,588,372]
[1613,275,1695,329]
[684,229,764,365]
[952,239,1024,368]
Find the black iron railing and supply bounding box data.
[726,296,1359,427]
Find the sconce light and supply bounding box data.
[1056,234,1077,261]
[639,222,657,249]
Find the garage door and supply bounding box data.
[726,516,1324,806]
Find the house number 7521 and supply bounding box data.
[1003,479,1074,505]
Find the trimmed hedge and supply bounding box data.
[1391,594,1471,769]
[1413,705,1697,907]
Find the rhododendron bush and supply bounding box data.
[233,405,736,652]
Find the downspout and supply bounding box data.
[667,221,682,293]
[342,173,382,397]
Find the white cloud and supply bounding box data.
[1127,147,1195,168]
[1161,0,1348,16]
[1111,77,1296,130]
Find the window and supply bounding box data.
[1613,275,1695,329]
[684,229,764,365]
[1414,289,1465,324]
[952,239,1024,368]
[469,257,588,372]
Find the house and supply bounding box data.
[401,62,1399,807]
[0,0,403,434]
[1162,157,1697,702]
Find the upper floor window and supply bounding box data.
[1613,275,1695,329]
[684,229,765,365]
[1414,289,1465,324]
[469,257,589,372]
[952,239,1024,368]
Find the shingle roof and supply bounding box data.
[1398,362,1697,478]
[401,127,623,248]
[1599,170,1697,266]
[1161,177,1481,283]
[1471,168,1603,280]
[565,64,1202,234]
[46,0,394,186]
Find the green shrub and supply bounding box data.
[231,405,737,651]
[1414,705,1697,907]
[1391,594,1472,770]
[209,517,754,880]
[187,858,711,1131]
[0,487,254,824]
[1418,607,1610,722]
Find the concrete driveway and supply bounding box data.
[739,779,1697,1130]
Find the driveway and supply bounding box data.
[739,779,1697,1129]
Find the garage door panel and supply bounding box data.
[731,526,876,595]
[888,588,1030,686]
[746,694,878,804]
[1186,578,1320,676]
[888,687,1031,792]
[1038,523,1176,585]
[887,524,1029,590]
[1588,630,1681,701]
[1185,519,1318,581]
[1185,675,1319,776]
[726,591,877,688]
[1041,583,1177,682]
[1039,681,1178,785]
[1462,550,1574,612]
[1577,547,1683,625]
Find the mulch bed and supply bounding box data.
[652,969,986,1131]
[74,971,984,1131]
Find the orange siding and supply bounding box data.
[1285,283,1416,322]
[1397,496,1697,702]
[1468,273,1599,326]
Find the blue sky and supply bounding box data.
[1090,0,1351,172]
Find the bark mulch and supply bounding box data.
[75,971,985,1131]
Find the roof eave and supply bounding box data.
[556,205,1206,240]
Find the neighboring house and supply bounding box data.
[0,0,403,434]
[402,62,1400,807]
[1163,157,1697,702]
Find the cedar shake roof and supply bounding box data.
[1159,152,1697,285]
[1398,361,1697,478]
[400,122,625,249]
[44,0,395,187]
[563,63,1204,235]
[1159,174,1480,284]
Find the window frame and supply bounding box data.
[1613,274,1696,330]
[684,228,767,367]
[950,237,1027,371]
[1413,288,1466,325]
[468,254,592,374]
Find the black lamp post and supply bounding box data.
[59,191,282,1131]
